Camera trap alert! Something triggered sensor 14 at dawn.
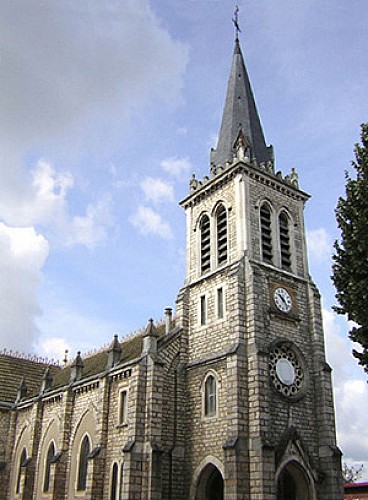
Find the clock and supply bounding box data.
[274,287,292,313]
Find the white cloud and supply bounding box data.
[129,205,173,239]
[0,159,70,227]
[0,159,114,249]
[0,1,188,245]
[0,1,188,146]
[0,223,49,353]
[66,196,115,249]
[160,156,193,178]
[141,177,174,203]
[35,305,119,362]
[307,228,332,263]
[322,308,368,473]
[36,337,71,364]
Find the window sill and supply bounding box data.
[202,414,217,421]
[116,423,128,429]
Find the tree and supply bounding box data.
[342,463,364,484]
[332,123,368,375]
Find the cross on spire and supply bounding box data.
[232,5,241,40]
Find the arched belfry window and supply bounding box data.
[204,373,217,417]
[43,441,55,493]
[216,204,228,265]
[260,203,273,264]
[279,212,291,270]
[77,435,90,491]
[200,214,211,274]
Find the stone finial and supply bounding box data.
[142,319,158,356]
[144,319,158,337]
[70,351,84,383]
[107,334,122,370]
[210,163,217,177]
[40,367,53,394]
[189,174,199,192]
[289,167,299,187]
[16,377,27,402]
[165,308,173,334]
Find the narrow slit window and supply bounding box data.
[279,212,291,270]
[77,435,90,491]
[110,462,118,500]
[200,215,211,274]
[120,464,124,499]
[216,205,228,265]
[200,295,206,325]
[260,204,273,264]
[43,442,55,493]
[16,448,27,494]
[119,390,128,425]
[217,287,224,319]
[204,375,217,417]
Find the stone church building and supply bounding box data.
[0,36,343,499]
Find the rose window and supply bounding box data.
[269,343,304,397]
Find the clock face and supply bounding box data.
[274,287,292,313]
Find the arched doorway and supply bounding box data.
[195,463,224,500]
[277,461,313,500]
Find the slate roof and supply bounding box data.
[211,38,273,167]
[0,322,169,404]
[50,331,145,391]
[0,354,60,404]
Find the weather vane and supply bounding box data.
[232,5,241,40]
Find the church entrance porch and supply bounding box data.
[277,460,314,500]
[195,463,224,500]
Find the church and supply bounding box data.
[0,34,343,499]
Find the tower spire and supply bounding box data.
[210,36,273,168]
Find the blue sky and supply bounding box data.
[0,0,367,478]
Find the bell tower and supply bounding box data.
[176,36,343,499]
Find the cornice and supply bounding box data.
[180,160,310,209]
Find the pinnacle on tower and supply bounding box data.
[210,38,273,168]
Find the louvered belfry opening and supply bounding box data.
[260,203,273,264]
[200,215,211,274]
[279,212,291,270]
[217,205,228,265]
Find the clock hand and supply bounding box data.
[279,294,287,305]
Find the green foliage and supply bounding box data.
[342,463,364,484]
[332,124,368,375]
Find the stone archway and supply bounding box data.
[195,463,224,500]
[277,460,313,500]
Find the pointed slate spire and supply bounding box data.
[211,38,273,168]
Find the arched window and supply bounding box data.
[16,447,27,494]
[200,215,211,274]
[43,441,55,493]
[110,462,118,500]
[216,204,228,265]
[279,212,291,270]
[204,374,217,417]
[260,203,273,264]
[77,435,90,491]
